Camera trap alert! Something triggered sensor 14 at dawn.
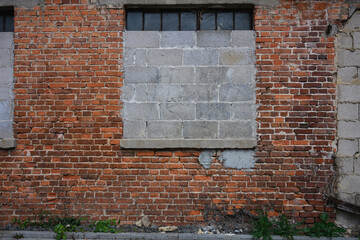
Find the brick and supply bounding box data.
[159,67,195,83]
[183,49,218,66]
[123,120,146,139]
[125,31,159,48]
[338,103,358,120]
[196,103,231,120]
[231,30,256,48]
[160,103,195,120]
[219,84,255,101]
[160,31,195,47]
[337,67,357,83]
[124,67,159,84]
[219,48,254,65]
[146,121,182,139]
[123,103,159,120]
[147,49,182,66]
[219,121,255,139]
[183,121,218,139]
[197,31,231,47]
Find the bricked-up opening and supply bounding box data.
[0,7,14,32]
[121,5,256,149]
[126,8,253,31]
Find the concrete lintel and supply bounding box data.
[98,0,279,7]
[120,139,256,149]
[0,0,44,8]
[0,138,16,149]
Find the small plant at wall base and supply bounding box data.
[252,211,273,240]
[302,212,346,238]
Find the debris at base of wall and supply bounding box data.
[198,150,255,170]
[135,216,151,228]
[159,226,177,232]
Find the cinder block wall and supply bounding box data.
[0,0,357,226]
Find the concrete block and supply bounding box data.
[219,121,255,139]
[219,84,255,101]
[338,85,360,102]
[125,31,159,48]
[232,103,256,120]
[122,84,147,102]
[0,33,14,49]
[337,67,357,83]
[160,103,195,120]
[0,101,10,120]
[0,50,12,68]
[183,49,218,66]
[182,85,218,102]
[123,120,146,139]
[196,31,231,47]
[338,139,359,157]
[337,157,354,174]
[355,32,360,49]
[0,85,12,99]
[354,157,360,175]
[160,31,195,47]
[124,67,159,84]
[195,67,228,84]
[229,65,256,84]
[338,121,360,138]
[338,175,360,193]
[159,67,195,83]
[146,121,182,138]
[231,31,256,48]
[198,150,215,169]
[337,49,360,67]
[338,103,358,120]
[122,103,159,120]
[0,121,12,139]
[336,33,353,49]
[0,67,13,84]
[147,84,183,102]
[135,49,147,66]
[0,138,16,149]
[124,48,135,66]
[183,121,218,139]
[218,150,255,169]
[344,11,360,30]
[147,49,182,66]
[196,103,231,120]
[219,49,254,65]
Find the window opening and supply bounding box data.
[126,8,252,31]
[0,7,14,32]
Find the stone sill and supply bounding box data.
[120,139,256,149]
[0,138,16,149]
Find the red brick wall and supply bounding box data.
[0,0,352,226]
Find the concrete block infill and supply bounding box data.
[197,31,231,47]
[160,31,195,47]
[125,31,159,48]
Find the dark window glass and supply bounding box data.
[235,12,252,30]
[162,12,179,31]
[180,12,196,31]
[4,15,14,32]
[200,12,215,30]
[127,12,143,30]
[126,8,252,31]
[217,12,233,30]
[0,8,14,32]
[144,12,161,31]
